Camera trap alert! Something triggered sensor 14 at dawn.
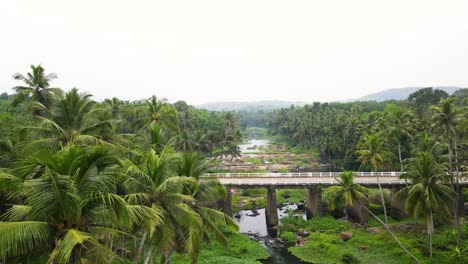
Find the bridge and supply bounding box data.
[202,171,467,237]
[202,171,407,188]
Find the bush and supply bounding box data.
[342,252,360,264]
[280,231,296,245]
[289,233,344,263]
[306,216,353,233]
[369,203,383,215]
[280,215,308,232]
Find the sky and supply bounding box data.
[1,1,468,105]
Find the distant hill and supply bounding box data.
[197,87,464,111]
[197,100,309,111]
[352,86,462,102]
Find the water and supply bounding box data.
[234,204,307,264]
[239,139,270,154]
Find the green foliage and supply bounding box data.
[280,231,297,245]
[342,252,361,264]
[241,157,263,164]
[288,232,345,263]
[170,230,269,264]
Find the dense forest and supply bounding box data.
[0,65,244,263]
[0,65,468,264]
[267,88,467,171]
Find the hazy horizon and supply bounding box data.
[1,1,468,104]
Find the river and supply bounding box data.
[235,139,308,263]
[234,204,308,264]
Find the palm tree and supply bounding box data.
[12,65,59,116]
[22,88,112,149]
[431,98,463,247]
[383,105,414,173]
[326,171,368,220]
[133,96,178,133]
[174,152,208,179]
[398,152,456,263]
[123,148,236,263]
[356,133,391,223]
[0,145,160,263]
[221,112,236,157]
[328,171,422,264]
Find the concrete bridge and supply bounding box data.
[202,172,467,237]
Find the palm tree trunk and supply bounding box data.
[375,171,388,224]
[428,212,434,264]
[143,246,152,264]
[358,201,421,264]
[397,142,408,186]
[447,138,461,248]
[162,249,175,264]
[134,230,148,264]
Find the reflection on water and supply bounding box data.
[234,204,306,236]
[239,139,270,154]
[235,204,308,264]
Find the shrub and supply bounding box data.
[369,203,383,215]
[280,231,297,245]
[342,252,360,264]
[306,216,353,234]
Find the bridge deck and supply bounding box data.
[201,172,467,188]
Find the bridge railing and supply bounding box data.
[217,178,409,186]
[202,171,402,178]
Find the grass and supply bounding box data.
[241,157,263,164]
[281,215,468,264]
[170,229,269,264]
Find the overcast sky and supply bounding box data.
[1,1,467,105]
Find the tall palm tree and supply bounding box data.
[22,88,112,149]
[356,133,391,223]
[383,105,414,172]
[12,65,59,116]
[133,96,178,133]
[221,112,236,157]
[398,152,456,263]
[431,98,463,247]
[0,145,160,263]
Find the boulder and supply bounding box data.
[297,231,310,237]
[396,223,415,231]
[366,227,381,234]
[340,232,353,241]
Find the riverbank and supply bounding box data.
[280,214,468,264]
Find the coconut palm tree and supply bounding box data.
[221,112,236,157]
[133,96,178,134]
[22,88,112,149]
[383,105,414,173]
[356,133,391,223]
[398,152,456,263]
[431,98,463,247]
[174,152,208,180]
[326,171,368,220]
[11,65,59,116]
[0,145,160,263]
[123,148,236,264]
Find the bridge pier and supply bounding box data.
[347,196,369,224]
[306,186,324,219]
[265,187,279,237]
[390,187,407,218]
[223,187,233,217]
